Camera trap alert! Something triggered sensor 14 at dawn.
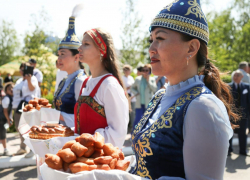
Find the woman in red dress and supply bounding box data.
[75,28,129,149]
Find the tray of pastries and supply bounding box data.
[23,98,52,112]
[29,124,74,140]
[45,132,130,173]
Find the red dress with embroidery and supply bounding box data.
[74,75,112,135]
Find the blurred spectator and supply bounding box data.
[131,64,157,127]
[4,73,13,83]
[29,59,43,97]
[122,65,136,127]
[12,62,39,157]
[248,62,250,74]
[136,65,144,76]
[155,76,166,91]
[238,61,250,84]
[55,60,68,92]
[0,73,3,100]
[228,70,250,156]
[0,82,14,156]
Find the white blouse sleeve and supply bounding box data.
[182,94,233,180]
[2,96,10,108]
[95,83,129,149]
[74,76,86,100]
[61,112,74,128]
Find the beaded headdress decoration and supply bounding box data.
[150,0,209,44]
[85,29,107,58]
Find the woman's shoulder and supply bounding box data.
[187,93,229,122]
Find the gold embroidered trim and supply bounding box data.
[77,96,106,117]
[132,86,204,179]
[185,0,207,23]
[152,18,208,38]
[164,0,179,11]
[53,72,83,111]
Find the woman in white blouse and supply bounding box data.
[76,28,129,149]
[13,62,39,155]
[130,1,238,180]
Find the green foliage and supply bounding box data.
[43,92,54,105]
[23,9,57,95]
[120,0,150,68]
[220,74,232,83]
[0,20,20,66]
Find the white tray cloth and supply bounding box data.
[18,108,60,135]
[23,134,77,157]
[40,156,147,180]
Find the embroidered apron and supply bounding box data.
[74,75,113,135]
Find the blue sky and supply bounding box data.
[0,0,233,50]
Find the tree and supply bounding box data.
[0,20,20,66]
[120,0,149,67]
[23,9,57,95]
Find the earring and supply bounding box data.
[187,55,191,65]
[100,54,103,62]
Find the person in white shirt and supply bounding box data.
[76,28,129,149]
[28,58,43,97]
[12,62,39,156]
[0,82,14,156]
[55,60,68,92]
[122,65,136,128]
[238,61,250,84]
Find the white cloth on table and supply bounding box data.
[80,73,129,149]
[12,76,39,108]
[142,75,233,180]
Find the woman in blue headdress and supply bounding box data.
[53,15,87,128]
[130,0,238,179]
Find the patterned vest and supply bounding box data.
[54,72,83,114]
[130,84,212,179]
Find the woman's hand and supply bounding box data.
[8,118,13,126]
[24,74,32,82]
[59,114,65,121]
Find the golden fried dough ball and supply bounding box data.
[71,142,88,157]
[115,160,130,171]
[62,140,76,150]
[93,132,105,149]
[103,143,119,159]
[88,164,110,171]
[90,148,104,158]
[83,146,95,158]
[45,154,63,170]
[93,156,113,164]
[79,133,95,147]
[109,158,117,169]
[57,148,77,163]
[69,162,89,173]
[76,157,95,165]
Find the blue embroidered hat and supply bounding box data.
[59,16,81,50]
[150,0,209,44]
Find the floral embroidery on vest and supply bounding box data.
[132,86,203,179]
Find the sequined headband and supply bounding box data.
[85,29,107,58]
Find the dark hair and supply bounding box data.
[20,62,30,70]
[4,82,14,93]
[181,34,240,127]
[137,66,143,72]
[68,49,85,70]
[28,58,37,64]
[94,28,126,90]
